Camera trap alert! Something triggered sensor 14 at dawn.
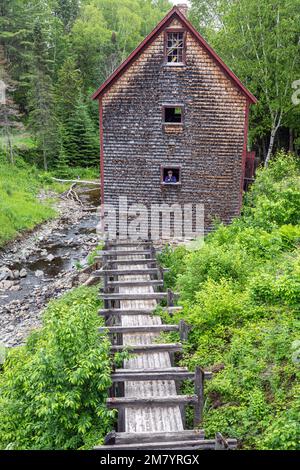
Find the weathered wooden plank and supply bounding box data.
[98,306,182,316]
[107,394,198,408]
[94,438,238,450]
[105,429,205,444]
[106,258,157,266]
[215,432,231,450]
[110,343,183,354]
[111,371,194,381]
[101,292,178,301]
[106,280,164,288]
[106,241,152,247]
[194,366,204,427]
[112,368,212,381]
[96,249,153,257]
[99,324,179,334]
[116,367,188,373]
[95,268,164,276]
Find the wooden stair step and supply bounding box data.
[101,292,178,301]
[103,429,205,445]
[94,268,165,276]
[106,258,156,265]
[111,368,212,381]
[94,437,237,450]
[105,241,152,247]
[98,306,183,316]
[110,342,182,353]
[96,249,153,257]
[106,279,164,288]
[99,324,179,334]
[106,394,198,408]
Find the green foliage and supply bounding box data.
[0,160,56,245]
[190,0,300,161]
[87,243,104,266]
[159,153,300,449]
[1,0,172,170]
[0,286,114,450]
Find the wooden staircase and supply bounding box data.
[94,239,237,450]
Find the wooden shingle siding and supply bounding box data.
[101,18,247,233]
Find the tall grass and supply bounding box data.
[0,161,56,246]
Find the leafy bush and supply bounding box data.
[0,287,113,450]
[158,152,300,449]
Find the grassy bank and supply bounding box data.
[0,161,57,246]
[158,152,300,450]
[0,159,100,247]
[0,286,113,450]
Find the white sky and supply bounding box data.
[171,1,191,5]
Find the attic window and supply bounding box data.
[166,31,185,64]
[163,106,183,124]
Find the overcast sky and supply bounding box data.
[171,1,191,5]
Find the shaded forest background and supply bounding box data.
[0,0,300,171]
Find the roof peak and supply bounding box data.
[92,7,256,104]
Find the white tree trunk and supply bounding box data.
[264,127,277,167]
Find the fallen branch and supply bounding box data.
[60,182,83,206]
[51,177,100,186]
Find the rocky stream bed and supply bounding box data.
[0,187,101,347]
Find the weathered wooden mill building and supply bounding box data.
[92,4,256,237]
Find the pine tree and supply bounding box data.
[28,22,59,171]
[67,96,99,167]
[56,57,98,167]
[54,0,80,33]
[0,46,23,164]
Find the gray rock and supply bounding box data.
[19,269,27,278]
[0,280,13,290]
[13,270,20,279]
[46,254,55,262]
[35,270,44,278]
[0,267,14,281]
[10,285,21,292]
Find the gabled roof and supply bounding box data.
[92,6,257,104]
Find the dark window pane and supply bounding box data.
[164,107,182,123]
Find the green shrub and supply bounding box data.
[0,287,113,450]
[158,152,300,449]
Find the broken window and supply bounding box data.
[163,106,183,123]
[166,31,185,63]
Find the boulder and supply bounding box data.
[13,270,20,279]
[35,270,44,278]
[19,268,27,278]
[0,267,14,281]
[0,280,13,290]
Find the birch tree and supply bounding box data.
[196,0,300,166]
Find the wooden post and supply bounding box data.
[150,244,156,260]
[179,320,189,341]
[215,432,229,450]
[104,430,116,445]
[194,366,204,427]
[167,288,174,307]
[157,265,164,282]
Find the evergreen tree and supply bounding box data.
[54,0,80,33]
[28,23,59,170]
[67,96,99,167]
[56,57,98,167]
[0,46,23,164]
